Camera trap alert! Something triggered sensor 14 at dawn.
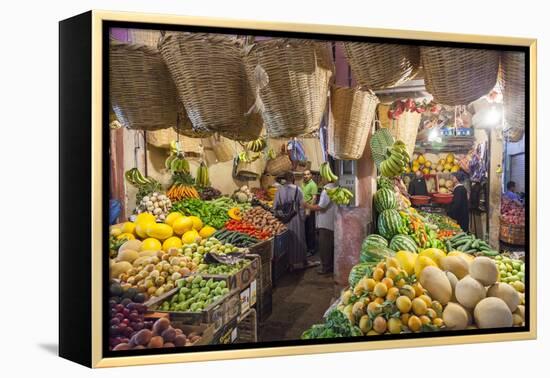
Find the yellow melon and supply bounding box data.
[165,212,183,227]
[135,213,156,225]
[419,248,447,267]
[162,236,183,251]
[141,238,162,251]
[120,222,136,235]
[146,223,173,241]
[117,232,135,240]
[173,216,194,235]
[110,227,122,237]
[395,250,417,276]
[182,230,201,244]
[135,222,153,239]
[415,255,438,278]
[199,226,216,239]
[188,216,203,231]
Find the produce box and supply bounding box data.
[167,322,215,346]
[235,309,258,343]
[145,283,239,333]
[200,255,260,292]
[212,317,239,345]
[248,238,273,264]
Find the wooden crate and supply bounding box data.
[248,238,273,264]
[168,323,216,346]
[199,255,260,292]
[235,309,258,343]
[145,285,240,333]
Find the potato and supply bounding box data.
[455,275,486,309]
[116,249,139,263]
[487,283,520,312]
[138,250,159,258]
[469,257,498,286]
[418,266,452,305]
[440,256,469,279]
[110,261,133,279]
[443,302,469,330]
[119,239,142,253]
[474,297,513,328]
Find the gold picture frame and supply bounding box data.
[59,9,537,368]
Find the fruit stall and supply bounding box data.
[107,28,527,349]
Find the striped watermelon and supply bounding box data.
[361,234,388,250]
[348,263,374,287]
[360,245,395,263]
[374,188,397,212]
[389,234,418,253]
[377,209,404,239]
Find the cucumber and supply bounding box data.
[472,239,479,249]
[481,250,499,256]
[464,248,478,254]
[450,232,466,242]
[446,240,453,252]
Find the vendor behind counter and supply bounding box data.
[408,170,428,196]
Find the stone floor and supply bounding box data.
[258,256,339,342]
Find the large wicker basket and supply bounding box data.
[499,218,525,246]
[110,40,178,131]
[174,104,213,139]
[343,42,420,90]
[244,39,333,137]
[265,154,293,176]
[377,104,421,157]
[501,52,526,142]
[421,47,500,106]
[328,86,379,160]
[158,33,263,141]
[208,134,235,163]
[236,158,265,180]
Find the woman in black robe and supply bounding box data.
[448,171,469,232]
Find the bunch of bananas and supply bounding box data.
[165,154,190,174]
[379,140,410,178]
[237,150,261,163]
[195,162,210,188]
[326,186,354,205]
[245,138,267,153]
[320,162,338,182]
[124,168,156,187]
[267,148,277,160]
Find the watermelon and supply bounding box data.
[374,188,397,212]
[348,263,374,287]
[361,234,388,251]
[377,176,394,191]
[360,245,395,263]
[377,209,404,239]
[389,234,418,253]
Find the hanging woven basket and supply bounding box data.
[328,86,379,160]
[501,51,526,142]
[343,42,420,90]
[158,33,263,141]
[377,104,421,158]
[110,40,178,131]
[244,39,333,138]
[421,46,500,106]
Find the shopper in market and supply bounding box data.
[408,170,428,196]
[274,171,319,271]
[448,170,470,232]
[503,181,523,206]
[302,175,336,275]
[301,169,318,257]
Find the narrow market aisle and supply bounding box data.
[259,259,337,342]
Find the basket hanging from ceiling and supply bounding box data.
[110,39,178,131]
[328,86,379,160]
[421,46,500,106]
[244,39,333,138]
[343,42,420,90]
[173,103,213,139]
[158,33,263,141]
[377,104,422,158]
[501,52,526,142]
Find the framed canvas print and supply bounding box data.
[59,10,537,368]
